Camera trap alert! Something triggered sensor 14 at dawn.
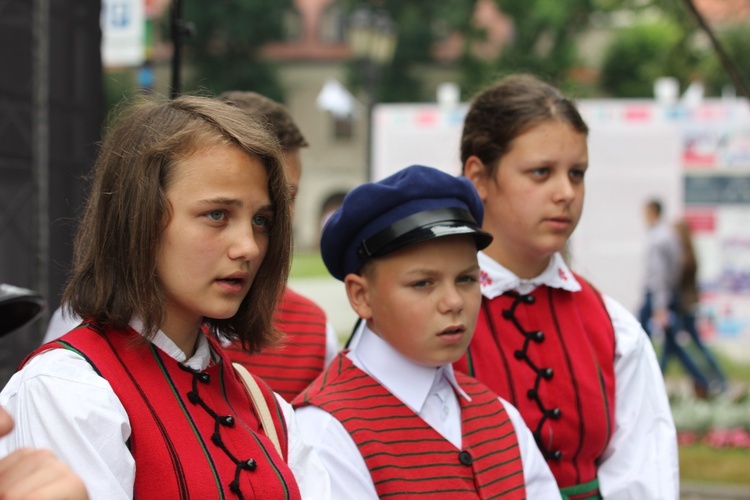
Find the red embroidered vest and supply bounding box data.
[294,353,526,499]
[454,276,616,493]
[225,288,328,402]
[26,323,301,500]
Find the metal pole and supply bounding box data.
[364,60,379,182]
[170,0,183,98]
[32,0,50,333]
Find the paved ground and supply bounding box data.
[289,276,358,343]
[681,482,750,499]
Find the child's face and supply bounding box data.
[350,235,481,367]
[468,120,587,277]
[155,144,273,336]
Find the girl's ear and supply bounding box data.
[464,156,490,202]
[344,273,373,320]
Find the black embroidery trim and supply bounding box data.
[178,363,256,499]
[501,291,563,461]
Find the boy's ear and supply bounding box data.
[344,273,373,320]
[464,155,489,202]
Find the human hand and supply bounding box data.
[0,448,88,500]
[0,407,88,500]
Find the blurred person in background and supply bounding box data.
[666,219,726,398]
[639,199,683,338]
[639,199,719,398]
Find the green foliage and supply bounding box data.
[701,24,750,97]
[342,0,477,102]
[103,69,138,117]
[458,0,624,98]
[180,0,293,99]
[599,19,701,97]
[598,1,750,98]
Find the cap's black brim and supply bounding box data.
[376,223,493,258]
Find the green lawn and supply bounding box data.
[662,347,750,383]
[663,348,750,485]
[680,444,750,485]
[290,251,328,279]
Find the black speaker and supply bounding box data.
[0,0,103,386]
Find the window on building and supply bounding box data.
[320,4,346,43]
[333,114,354,140]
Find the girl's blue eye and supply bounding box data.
[253,215,269,227]
[207,210,225,221]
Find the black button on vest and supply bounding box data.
[458,450,473,466]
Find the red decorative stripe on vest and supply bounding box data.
[454,275,616,489]
[295,354,526,499]
[26,323,301,500]
[225,288,328,402]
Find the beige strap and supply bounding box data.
[232,362,282,457]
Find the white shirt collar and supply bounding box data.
[478,251,581,298]
[349,324,470,414]
[129,318,213,371]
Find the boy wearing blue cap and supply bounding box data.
[293,165,560,499]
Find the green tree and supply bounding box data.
[181,0,293,100]
[600,19,701,97]
[342,0,478,103]
[701,24,750,97]
[459,0,638,97]
[598,0,749,98]
[490,0,593,78]
[342,0,652,101]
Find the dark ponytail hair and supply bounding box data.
[461,74,588,174]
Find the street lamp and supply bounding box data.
[170,0,195,99]
[347,7,397,181]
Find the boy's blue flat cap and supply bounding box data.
[320,165,492,281]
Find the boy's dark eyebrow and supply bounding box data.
[463,263,481,274]
[404,263,480,275]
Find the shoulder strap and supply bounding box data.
[232,362,282,457]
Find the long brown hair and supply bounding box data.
[461,74,588,175]
[674,219,699,309]
[63,95,292,352]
